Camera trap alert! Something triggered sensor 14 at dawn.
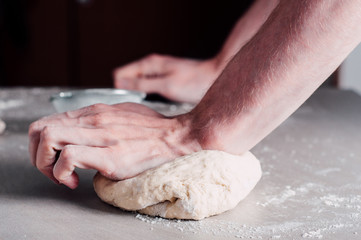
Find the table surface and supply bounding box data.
[1,88,361,240]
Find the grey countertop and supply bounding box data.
[0,88,361,239]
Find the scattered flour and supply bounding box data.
[135,213,358,239]
[302,229,323,239]
[133,181,361,239]
[321,195,344,207]
[320,194,361,209]
[301,223,354,239]
[257,186,296,207]
[135,214,263,238]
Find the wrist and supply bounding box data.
[178,110,225,152]
[167,115,203,156]
[202,57,224,78]
[211,50,236,74]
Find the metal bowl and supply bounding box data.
[50,88,146,113]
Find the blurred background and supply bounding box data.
[0,0,253,87]
[0,0,360,94]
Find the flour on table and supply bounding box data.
[93,150,262,220]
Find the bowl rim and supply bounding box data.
[50,88,146,102]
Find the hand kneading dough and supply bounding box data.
[93,150,262,220]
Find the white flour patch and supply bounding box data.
[321,195,344,207]
[320,194,361,209]
[302,229,323,239]
[257,186,296,207]
[301,223,355,239]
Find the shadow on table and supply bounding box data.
[0,160,129,215]
[3,118,37,133]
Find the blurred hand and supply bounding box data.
[113,54,220,103]
[28,103,201,189]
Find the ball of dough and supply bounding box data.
[93,150,262,220]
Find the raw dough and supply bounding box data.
[93,150,262,220]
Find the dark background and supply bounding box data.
[0,0,254,87]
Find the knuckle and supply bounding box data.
[61,146,74,161]
[28,121,40,136]
[53,166,69,182]
[64,110,75,118]
[102,149,123,179]
[102,161,115,179]
[55,149,75,181]
[86,103,109,112]
[28,122,37,133]
[87,113,106,127]
[40,126,54,143]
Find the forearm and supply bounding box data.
[213,0,279,70]
[189,0,361,154]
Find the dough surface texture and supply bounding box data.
[93,150,262,220]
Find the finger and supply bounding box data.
[114,54,171,90]
[35,132,59,183]
[29,104,118,165]
[35,125,118,165]
[29,129,41,166]
[53,145,112,189]
[40,164,61,185]
[114,76,138,90]
[113,62,142,80]
[34,126,113,183]
[29,103,141,166]
[116,76,168,94]
[28,114,80,166]
[41,126,118,149]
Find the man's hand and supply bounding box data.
[28,103,201,189]
[113,54,220,103]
